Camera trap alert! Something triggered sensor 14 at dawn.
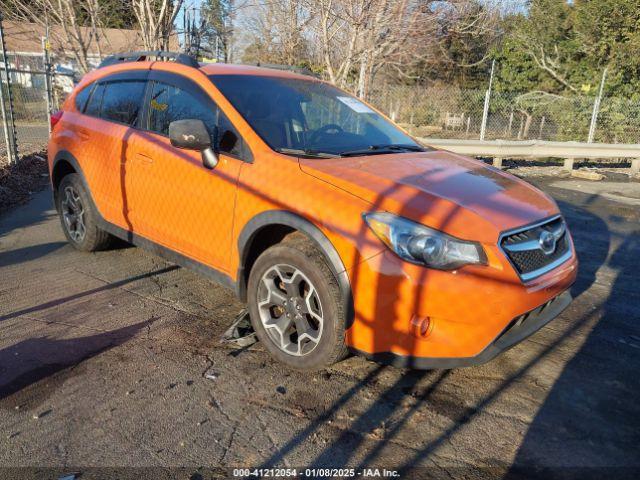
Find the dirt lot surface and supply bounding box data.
[0,176,639,479]
[0,154,49,213]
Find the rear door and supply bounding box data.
[73,71,148,228]
[123,71,249,273]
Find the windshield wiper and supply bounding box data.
[275,147,340,158]
[339,143,426,157]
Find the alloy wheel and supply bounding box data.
[257,264,324,356]
[61,186,86,243]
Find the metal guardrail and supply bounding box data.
[418,138,640,174]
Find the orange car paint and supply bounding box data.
[49,60,577,364]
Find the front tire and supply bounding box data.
[57,173,112,252]
[247,233,347,370]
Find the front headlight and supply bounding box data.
[364,212,486,270]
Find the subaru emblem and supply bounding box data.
[539,230,556,255]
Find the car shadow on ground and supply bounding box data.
[506,208,640,478]
[0,190,56,235]
[0,318,157,410]
[0,265,179,325]
[0,242,67,268]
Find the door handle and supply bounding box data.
[77,129,90,141]
[134,152,154,164]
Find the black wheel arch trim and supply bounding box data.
[237,210,354,327]
[51,151,88,201]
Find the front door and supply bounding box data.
[124,74,248,274]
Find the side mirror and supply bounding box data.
[168,119,218,170]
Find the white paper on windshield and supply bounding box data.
[337,96,374,113]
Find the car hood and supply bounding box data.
[299,150,559,244]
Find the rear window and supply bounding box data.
[100,81,146,126]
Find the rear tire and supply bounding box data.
[57,173,112,252]
[247,233,347,370]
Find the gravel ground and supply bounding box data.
[0,176,638,480]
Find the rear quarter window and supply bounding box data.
[74,84,93,113]
[85,83,105,117]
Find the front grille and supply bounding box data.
[500,216,571,280]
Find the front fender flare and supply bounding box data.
[237,211,354,326]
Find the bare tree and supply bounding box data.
[351,0,431,97]
[240,0,312,65]
[132,0,183,51]
[308,0,442,95]
[184,0,249,62]
[2,0,106,73]
[310,0,501,95]
[238,0,502,94]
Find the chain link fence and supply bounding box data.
[0,72,72,165]
[363,83,640,145]
[1,50,73,167]
[2,56,640,167]
[3,73,49,159]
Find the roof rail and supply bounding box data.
[98,51,199,69]
[248,62,317,77]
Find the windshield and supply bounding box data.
[209,74,423,157]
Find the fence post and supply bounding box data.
[587,67,607,143]
[0,12,18,164]
[480,59,495,141]
[0,48,10,162]
[42,35,53,135]
[563,158,575,171]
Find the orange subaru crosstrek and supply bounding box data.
[48,52,577,370]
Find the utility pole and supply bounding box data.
[588,67,607,143]
[0,12,18,164]
[182,3,189,53]
[480,59,496,141]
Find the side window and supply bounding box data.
[75,84,93,113]
[147,80,248,160]
[101,81,146,126]
[148,82,217,137]
[85,83,105,117]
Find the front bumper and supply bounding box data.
[353,289,573,369]
[345,240,577,367]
